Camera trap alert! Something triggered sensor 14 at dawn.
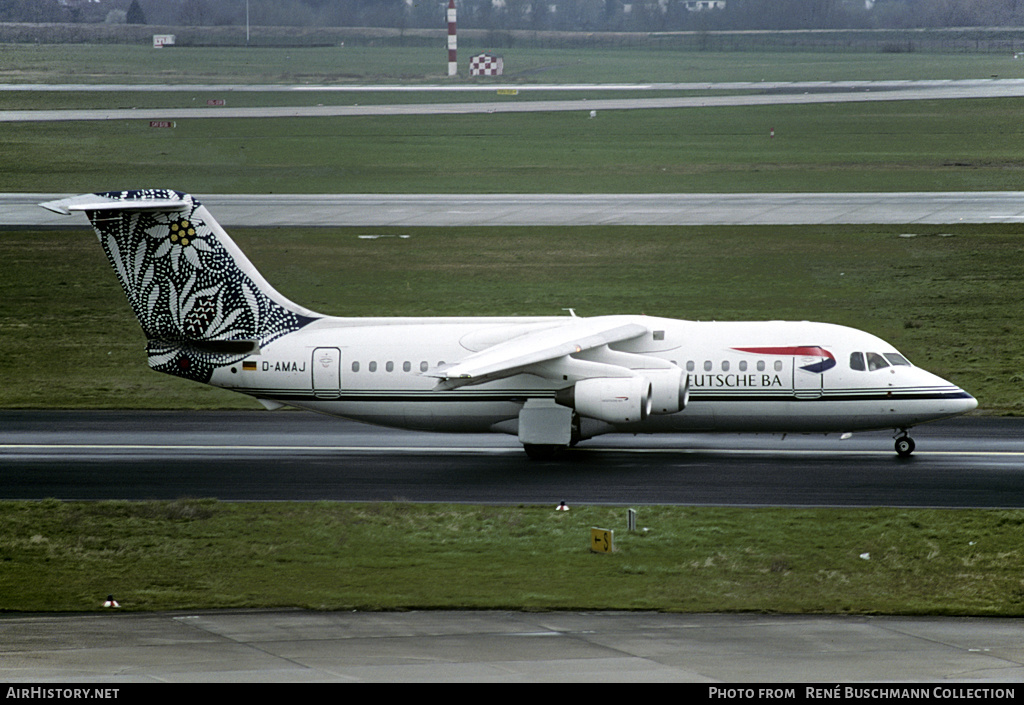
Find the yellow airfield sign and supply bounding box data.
[590,527,614,554]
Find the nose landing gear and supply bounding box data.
[894,432,916,458]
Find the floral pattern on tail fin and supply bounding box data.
[86,190,315,383]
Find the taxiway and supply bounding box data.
[4,78,1024,123]
[6,191,1024,228]
[2,411,1021,507]
[4,610,1023,683]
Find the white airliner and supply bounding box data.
[42,190,977,458]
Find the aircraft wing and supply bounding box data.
[429,318,649,389]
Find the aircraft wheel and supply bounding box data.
[523,444,562,460]
[895,436,916,458]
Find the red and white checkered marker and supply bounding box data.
[470,54,503,76]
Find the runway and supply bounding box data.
[6,192,1024,228]
[2,411,1021,507]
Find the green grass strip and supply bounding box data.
[2,500,1023,614]
[7,98,1024,194]
[3,45,1024,85]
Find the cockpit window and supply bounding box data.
[884,353,911,367]
[851,351,912,371]
[866,352,889,371]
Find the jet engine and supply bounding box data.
[556,376,652,424]
[644,367,689,415]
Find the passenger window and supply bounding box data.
[884,353,911,367]
[403,361,411,372]
[774,360,783,372]
[420,361,429,372]
[369,361,377,372]
[722,361,730,372]
[686,361,695,372]
[757,361,765,372]
[850,352,865,371]
[866,353,889,371]
[386,361,394,372]
[351,361,360,373]
[739,360,747,372]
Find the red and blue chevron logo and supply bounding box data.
[731,346,837,374]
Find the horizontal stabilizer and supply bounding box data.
[40,193,190,216]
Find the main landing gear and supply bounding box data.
[523,443,564,460]
[894,431,916,458]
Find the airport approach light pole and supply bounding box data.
[448,0,457,77]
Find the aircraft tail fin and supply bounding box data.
[41,190,319,383]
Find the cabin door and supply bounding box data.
[312,347,341,398]
[792,350,826,399]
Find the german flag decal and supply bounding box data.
[243,361,258,371]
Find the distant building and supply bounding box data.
[684,1,726,10]
[56,0,105,22]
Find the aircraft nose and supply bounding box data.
[959,390,979,414]
[940,381,977,417]
[924,369,977,417]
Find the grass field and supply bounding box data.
[2,223,1020,413]
[6,98,1024,194]
[3,500,1024,614]
[3,44,1024,85]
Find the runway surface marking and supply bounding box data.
[4,443,1023,457]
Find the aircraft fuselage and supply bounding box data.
[211,314,975,437]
